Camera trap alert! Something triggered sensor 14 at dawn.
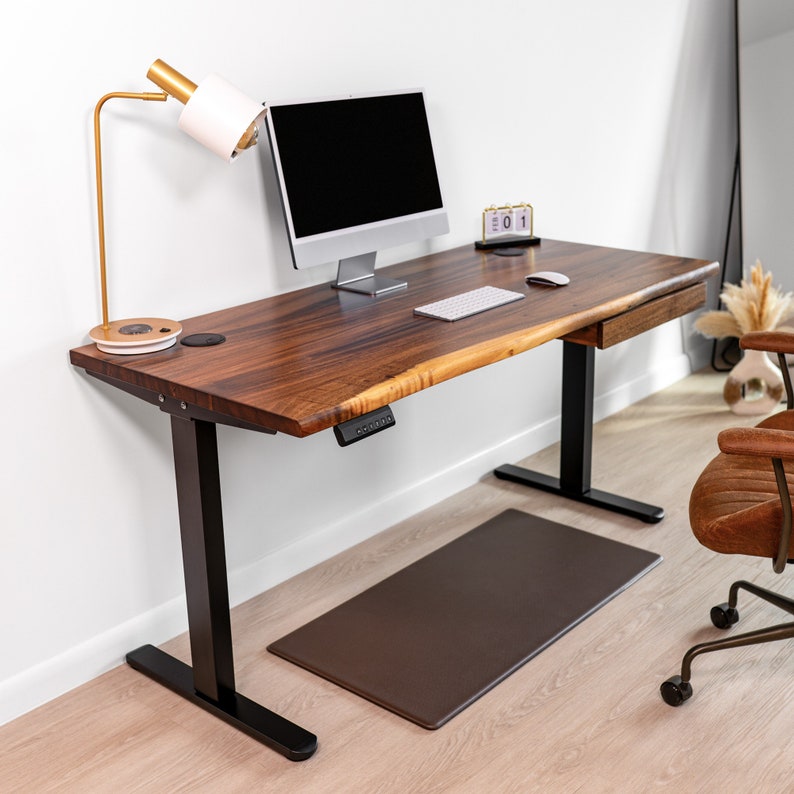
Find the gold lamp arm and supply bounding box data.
[93,91,167,331]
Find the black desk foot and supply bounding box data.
[494,465,665,524]
[127,645,318,761]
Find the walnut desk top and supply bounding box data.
[70,239,719,439]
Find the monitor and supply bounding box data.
[265,89,449,295]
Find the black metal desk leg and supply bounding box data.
[559,339,594,494]
[125,415,318,761]
[495,340,664,523]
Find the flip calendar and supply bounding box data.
[475,202,540,251]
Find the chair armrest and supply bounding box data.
[718,426,794,459]
[741,330,794,355]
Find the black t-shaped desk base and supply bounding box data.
[126,416,318,761]
[495,340,665,524]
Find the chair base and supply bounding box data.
[661,579,794,706]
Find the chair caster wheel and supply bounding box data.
[710,603,739,629]
[660,675,693,707]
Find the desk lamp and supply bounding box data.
[88,59,266,354]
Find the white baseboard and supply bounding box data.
[0,350,695,727]
[0,597,187,727]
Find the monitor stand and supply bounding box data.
[332,252,407,296]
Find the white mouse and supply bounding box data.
[525,271,570,286]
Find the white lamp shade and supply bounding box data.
[178,74,266,161]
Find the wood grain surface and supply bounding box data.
[70,240,718,436]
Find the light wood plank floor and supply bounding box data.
[4,370,794,792]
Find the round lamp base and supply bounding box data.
[89,317,182,355]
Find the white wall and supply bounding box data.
[0,0,735,724]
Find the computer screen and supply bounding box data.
[265,89,449,294]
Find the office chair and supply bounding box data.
[661,329,794,706]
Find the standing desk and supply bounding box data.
[70,239,719,760]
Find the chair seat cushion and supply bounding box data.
[690,409,794,559]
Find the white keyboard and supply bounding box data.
[414,285,525,321]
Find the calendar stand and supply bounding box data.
[474,235,541,251]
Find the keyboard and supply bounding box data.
[414,285,525,321]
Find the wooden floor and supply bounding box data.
[5,370,794,792]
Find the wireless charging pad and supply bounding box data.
[180,333,226,347]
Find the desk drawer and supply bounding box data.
[562,281,707,349]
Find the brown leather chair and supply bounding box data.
[661,330,794,706]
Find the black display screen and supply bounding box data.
[268,92,444,239]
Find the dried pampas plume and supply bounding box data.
[694,260,794,339]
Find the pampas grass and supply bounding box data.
[694,260,794,339]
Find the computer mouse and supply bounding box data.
[525,271,570,286]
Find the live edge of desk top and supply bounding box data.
[69,240,719,439]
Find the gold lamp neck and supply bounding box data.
[146,59,197,105]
